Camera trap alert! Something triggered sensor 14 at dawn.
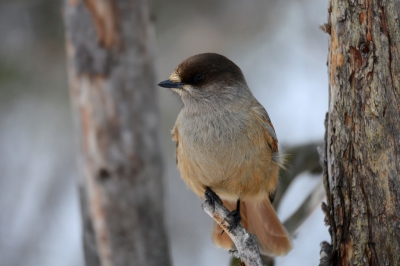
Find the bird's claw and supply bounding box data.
[226,199,241,232]
[226,209,241,232]
[205,187,222,211]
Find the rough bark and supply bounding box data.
[322,0,400,265]
[64,1,171,266]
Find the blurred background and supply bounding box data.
[0,0,329,265]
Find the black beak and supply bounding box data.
[158,80,184,89]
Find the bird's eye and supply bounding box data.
[193,74,204,82]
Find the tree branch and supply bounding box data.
[273,142,323,209]
[283,178,325,234]
[201,200,266,266]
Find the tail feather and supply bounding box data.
[212,222,234,249]
[212,199,292,257]
[246,200,292,256]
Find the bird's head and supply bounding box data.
[158,53,250,105]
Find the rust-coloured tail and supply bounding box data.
[246,200,292,256]
[212,200,292,257]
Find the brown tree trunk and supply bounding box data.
[322,0,400,265]
[63,1,171,266]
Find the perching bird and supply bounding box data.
[158,53,292,256]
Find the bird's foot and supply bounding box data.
[205,187,222,212]
[226,199,241,232]
[227,209,241,232]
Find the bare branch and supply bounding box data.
[201,200,266,266]
[283,178,325,234]
[274,142,323,208]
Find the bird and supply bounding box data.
[158,53,292,257]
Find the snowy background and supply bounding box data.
[0,0,329,265]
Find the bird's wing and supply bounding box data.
[172,125,179,165]
[251,104,278,151]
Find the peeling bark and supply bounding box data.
[64,1,171,265]
[322,0,400,265]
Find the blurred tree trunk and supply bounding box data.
[63,1,171,266]
[321,0,400,265]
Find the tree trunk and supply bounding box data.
[322,0,400,265]
[63,1,171,266]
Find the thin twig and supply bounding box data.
[283,178,326,234]
[274,142,323,209]
[202,200,266,266]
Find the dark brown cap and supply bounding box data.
[158,53,246,89]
